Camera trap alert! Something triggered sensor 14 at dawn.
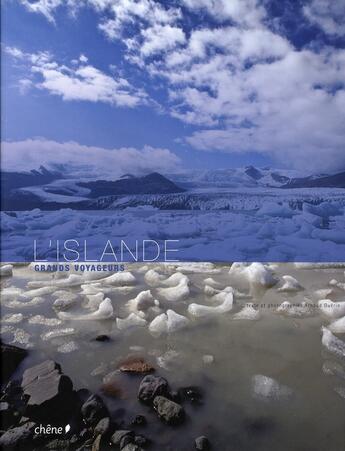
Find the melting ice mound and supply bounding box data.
[252,375,293,401]
[188,290,234,317]
[149,309,190,335]
[321,327,345,358]
[58,298,113,321]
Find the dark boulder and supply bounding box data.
[195,436,211,450]
[0,421,36,448]
[94,417,110,436]
[0,341,28,381]
[153,396,185,425]
[21,360,77,423]
[81,395,108,426]
[111,429,134,448]
[138,375,169,404]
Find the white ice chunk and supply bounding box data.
[57,341,79,353]
[0,264,13,277]
[329,316,345,334]
[126,290,156,312]
[233,303,260,320]
[27,274,84,288]
[188,291,234,317]
[58,298,113,320]
[144,269,165,287]
[230,262,277,288]
[116,313,147,331]
[157,278,190,302]
[278,275,303,292]
[166,309,189,333]
[41,328,75,341]
[1,313,24,324]
[252,375,293,401]
[85,292,105,309]
[322,327,345,358]
[28,315,62,326]
[318,300,345,319]
[277,300,312,317]
[100,272,136,285]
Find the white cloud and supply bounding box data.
[13,0,345,172]
[2,139,181,178]
[303,0,345,37]
[5,46,148,108]
[19,0,64,23]
[182,0,266,27]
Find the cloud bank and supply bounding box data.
[2,139,181,178]
[9,0,345,172]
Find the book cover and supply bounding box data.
[1,1,345,450]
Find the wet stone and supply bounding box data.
[81,394,108,426]
[119,357,155,374]
[195,436,211,450]
[94,417,110,436]
[138,375,169,404]
[153,396,185,425]
[111,429,134,448]
[0,421,36,448]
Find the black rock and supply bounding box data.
[138,375,169,405]
[81,395,108,426]
[0,401,17,429]
[94,417,110,436]
[195,436,211,450]
[178,386,203,405]
[131,415,147,427]
[46,439,71,449]
[0,340,28,381]
[21,360,77,423]
[153,396,185,425]
[0,421,36,448]
[94,335,111,342]
[111,430,134,448]
[134,434,150,447]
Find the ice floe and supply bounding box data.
[28,315,62,326]
[41,328,75,341]
[318,300,345,319]
[157,278,190,302]
[57,341,79,353]
[277,275,303,292]
[229,263,277,289]
[85,292,105,309]
[321,327,345,358]
[149,309,189,336]
[233,303,260,320]
[188,291,234,317]
[277,301,313,317]
[252,375,293,401]
[329,316,345,334]
[58,298,113,320]
[1,313,24,324]
[126,290,157,312]
[116,313,147,331]
[0,264,13,277]
[100,272,136,285]
[144,269,165,286]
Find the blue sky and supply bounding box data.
[2,0,345,178]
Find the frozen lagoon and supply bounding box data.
[1,262,345,450]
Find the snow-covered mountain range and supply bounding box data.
[1,166,345,211]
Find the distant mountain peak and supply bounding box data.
[244,165,263,180]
